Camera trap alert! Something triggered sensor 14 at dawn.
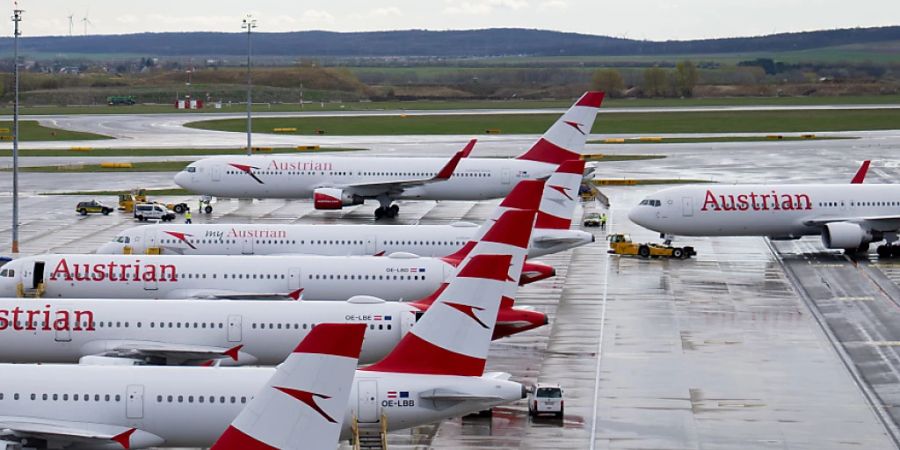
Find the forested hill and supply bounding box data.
[0,26,898,57]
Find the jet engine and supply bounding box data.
[313,188,363,210]
[821,222,874,250]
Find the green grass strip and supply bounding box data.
[0,147,365,157]
[0,120,110,141]
[185,108,900,135]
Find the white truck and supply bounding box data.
[528,383,564,418]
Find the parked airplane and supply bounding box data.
[173,91,604,218]
[0,293,546,365]
[100,160,591,258]
[0,209,534,448]
[0,181,551,300]
[628,161,900,255]
[210,323,365,450]
[0,322,366,450]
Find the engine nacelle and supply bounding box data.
[821,222,873,250]
[313,188,363,210]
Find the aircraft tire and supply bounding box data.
[204,205,213,214]
[375,207,385,220]
[390,204,400,217]
[878,245,891,258]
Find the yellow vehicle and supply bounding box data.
[608,233,695,259]
[117,189,148,212]
[118,189,188,214]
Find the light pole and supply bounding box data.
[11,9,22,254]
[242,15,256,156]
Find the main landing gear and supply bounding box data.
[375,204,399,220]
[877,245,900,258]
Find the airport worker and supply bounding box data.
[600,213,607,229]
[185,208,192,224]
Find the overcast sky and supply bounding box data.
[6,0,899,41]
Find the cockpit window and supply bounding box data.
[186,167,197,173]
[113,236,131,244]
[640,199,662,207]
[0,269,12,277]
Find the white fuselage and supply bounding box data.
[0,254,450,301]
[629,184,900,238]
[0,298,416,365]
[173,155,556,200]
[97,222,592,259]
[0,364,524,446]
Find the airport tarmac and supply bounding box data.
[4,134,900,448]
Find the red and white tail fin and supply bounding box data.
[442,179,544,264]
[536,159,586,229]
[516,91,604,165]
[410,283,548,340]
[366,209,536,376]
[211,323,366,450]
[851,160,870,184]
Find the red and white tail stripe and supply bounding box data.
[516,91,604,165]
[366,209,536,376]
[211,323,366,450]
[536,159,586,230]
[443,179,544,264]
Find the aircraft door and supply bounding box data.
[501,168,512,185]
[288,268,302,291]
[241,238,253,255]
[227,315,242,342]
[54,312,71,342]
[212,166,222,182]
[682,197,694,217]
[126,385,144,419]
[357,380,379,423]
[143,229,158,252]
[32,261,45,290]
[365,235,376,255]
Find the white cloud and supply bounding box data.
[115,14,139,24]
[443,0,529,15]
[300,9,335,25]
[372,7,403,17]
[538,0,568,11]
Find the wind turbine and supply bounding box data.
[67,14,74,36]
[81,11,91,36]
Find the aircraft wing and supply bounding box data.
[802,216,900,229]
[532,232,593,246]
[0,416,163,449]
[331,139,474,197]
[166,288,303,301]
[94,342,250,365]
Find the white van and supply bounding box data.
[528,383,564,418]
[134,203,176,222]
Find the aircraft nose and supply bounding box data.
[173,171,189,189]
[96,243,118,254]
[628,206,646,227]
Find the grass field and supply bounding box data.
[0,121,110,141]
[9,161,190,173]
[0,147,364,157]
[588,135,855,144]
[2,94,899,116]
[43,188,192,196]
[185,108,900,135]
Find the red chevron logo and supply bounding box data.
[444,302,489,328]
[563,120,586,135]
[228,163,264,184]
[549,184,573,200]
[274,386,336,423]
[112,428,137,449]
[163,231,197,250]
